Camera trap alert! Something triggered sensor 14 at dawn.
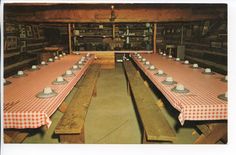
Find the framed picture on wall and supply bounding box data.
[5,23,17,33]
[6,36,18,50]
[20,40,27,53]
[26,25,33,37]
[19,24,26,38]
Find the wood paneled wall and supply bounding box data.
[4,4,226,23]
[4,23,47,77]
[157,20,227,74]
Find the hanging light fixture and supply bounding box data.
[110,5,116,21]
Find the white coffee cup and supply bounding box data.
[17,70,24,75]
[176,84,185,91]
[168,55,172,58]
[142,58,146,62]
[73,65,78,69]
[145,61,150,65]
[41,61,46,65]
[160,52,163,55]
[166,77,173,82]
[150,65,155,70]
[66,70,72,75]
[78,61,83,65]
[184,60,189,64]
[48,58,53,62]
[205,68,211,73]
[56,76,64,82]
[43,87,53,94]
[157,69,164,75]
[54,56,58,60]
[176,58,180,61]
[32,65,37,69]
[62,53,66,56]
[59,54,63,57]
[163,53,166,56]
[193,63,198,68]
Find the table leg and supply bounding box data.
[194,123,227,144]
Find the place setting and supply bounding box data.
[28,65,40,72]
[48,58,54,63]
[175,57,181,62]
[190,63,200,69]
[202,68,215,75]
[162,53,167,57]
[155,69,167,77]
[182,60,190,65]
[218,92,227,101]
[221,75,227,82]
[171,83,190,94]
[54,56,60,60]
[71,64,80,71]
[4,78,12,86]
[12,70,28,78]
[52,76,68,85]
[40,61,48,66]
[62,69,75,77]
[168,55,173,59]
[161,76,177,85]
[137,55,142,61]
[147,65,157,71]
[141,58,147,62]
[77,60,85,67]
[36,86,58,99]
[59,54,63,58]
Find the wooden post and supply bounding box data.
[153,23,157,53]
[112,24,115,39]
[68,23,72,54]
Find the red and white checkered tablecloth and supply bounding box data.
[132,53,227,125]
[4,54,93,129]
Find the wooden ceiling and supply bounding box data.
[4,3,227,23]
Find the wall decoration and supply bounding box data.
[19,24,26,38]
[26,25,33,37]
[5,23,17,33]
[20,41,27,53]
[6,36,18,50]
[38,28,44,39]
[32,25,39,38]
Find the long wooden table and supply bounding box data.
[132,53,227,125]
[4,54,93,129]
[132,53,227,143]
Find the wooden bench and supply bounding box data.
[55,64,101,143]
[194,122,227,144]
[123,61,176,143]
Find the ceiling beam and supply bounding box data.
[4,4,226,23]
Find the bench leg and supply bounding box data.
[194,123,227,144]
[58,102,68,113]
[59,128,85,144]
[93,84,97,97]
[4,130,29,143]
[127,81,131,96]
